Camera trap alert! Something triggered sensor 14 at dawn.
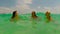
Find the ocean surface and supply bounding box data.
[0,12,60,34]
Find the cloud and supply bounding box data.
[0,0,32,14]
[16,4,30,10]
[37,6,60,14]
[16,0,32,4]
[16,0,32,9]
[14,0,60,14]
[0,7,13,13]
[15,0,32,14]
[37,6,40,9]
[50,6,60,14]
[0,0,60,14]
[23,0,32,4]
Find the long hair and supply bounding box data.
[32,11,37,18]
[11,11,17,19]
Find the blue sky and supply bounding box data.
[0,0,16,7]
[0,0,60,14]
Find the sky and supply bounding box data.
[0,0,60,14]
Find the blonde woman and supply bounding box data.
[45,11,52,21]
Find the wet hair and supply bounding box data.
[45,11,51,21]
[11,11,17,19]
[32,11,37,18]
[45,11,50,16]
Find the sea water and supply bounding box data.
[0,13,60,34]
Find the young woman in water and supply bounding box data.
[31,11,38,19]
[11,10,19,21]
[45,11,52,21]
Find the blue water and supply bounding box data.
[0,13,60,34]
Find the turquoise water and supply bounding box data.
[0,13,60,34]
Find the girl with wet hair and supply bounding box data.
[45,11,52,21]
[11,10,19,21]
[31,11,37,18]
